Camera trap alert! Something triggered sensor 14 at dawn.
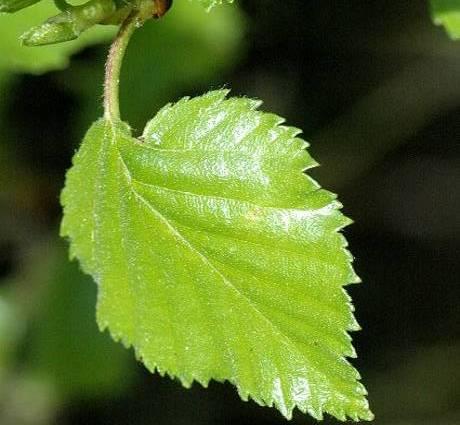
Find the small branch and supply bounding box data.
[103,11,140,122]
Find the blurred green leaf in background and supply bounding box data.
[431,0,460,39]
[0,1,115,74]
[0,293,25,379]
[26,241,133,400]
[0,240,134,425]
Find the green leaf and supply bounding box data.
[195,0,234,11]
[431,0,460,39]
[61,90,372,421]
[0,1,115,74]
[0,294,25,379]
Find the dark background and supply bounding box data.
[0,0,459,424]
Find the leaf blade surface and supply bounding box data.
[195,0,234,11]
[61,90,372,421]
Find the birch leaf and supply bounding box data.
[61,90,372,421]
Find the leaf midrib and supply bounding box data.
[113,133,310,369]
[101,122,362,408]
[121,155,365,402]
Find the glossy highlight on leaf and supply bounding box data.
[61,90,373,421]
[195,0,233,12]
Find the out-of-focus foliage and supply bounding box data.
[369,345,460,423]
[26,241,134,400]
[0,0,234,49]
[0,1,115,73]
[431,0,460,39]
[0,240,134,425]
[0,72,10,173]
[0,294,24,378]
[0,0,241,75]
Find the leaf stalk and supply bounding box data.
[103,10,140,122]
